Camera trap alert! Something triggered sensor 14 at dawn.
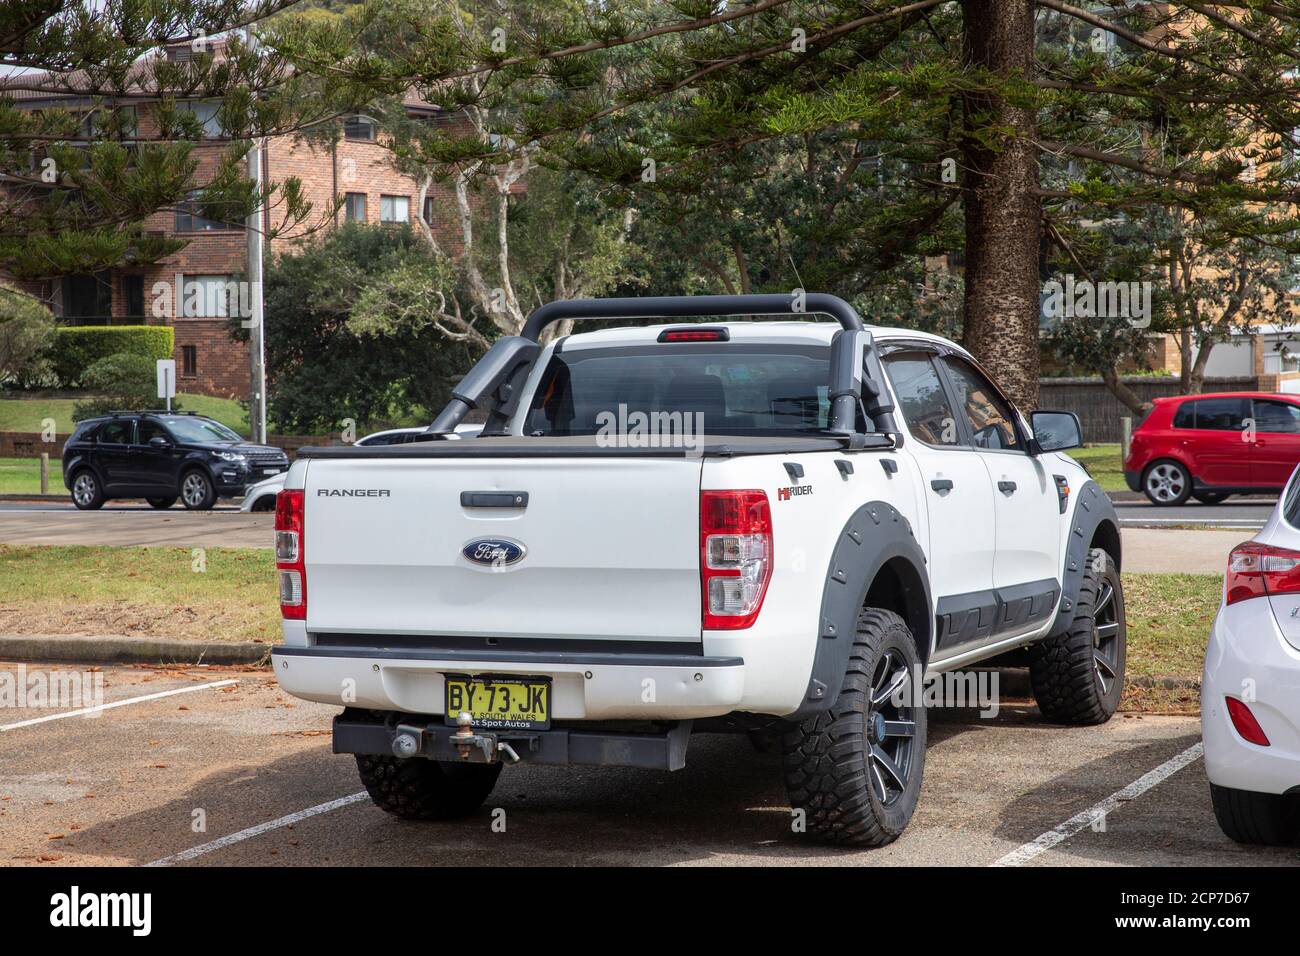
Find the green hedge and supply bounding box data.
[49,325,174,387]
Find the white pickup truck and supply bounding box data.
[270,294,1124,846]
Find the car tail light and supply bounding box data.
[275,489,306,620]
[1225,696,1270,746]
[700,490,772,629]
[1224,541,1300,605]
[658,327,730,342]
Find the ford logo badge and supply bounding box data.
[463,538,527,568]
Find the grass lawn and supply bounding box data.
[0,458,49,495]
[1120,571,1219,713]
[0,393,251,436]
[1068,443,1126,493]
[0,545,279,643]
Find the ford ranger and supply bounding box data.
[270,293,1124,846]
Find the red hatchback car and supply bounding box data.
[1125,392,1300,505]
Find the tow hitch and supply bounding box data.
[336,713,693,771]
[449,712,522,764]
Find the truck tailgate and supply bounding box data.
[303,456,704,643]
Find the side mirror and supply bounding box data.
[148,436,172,450]
[1030,410,1082,454]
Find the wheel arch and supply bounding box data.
[1049,479,1121,638]
[789,500,933,721]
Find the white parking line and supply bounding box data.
[991,741,1204,867]
[145,792,369,867]
[0,679,238,731]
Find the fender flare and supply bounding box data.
[1049,479,1122,639]
[789,500,932,721]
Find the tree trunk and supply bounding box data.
[960,0,1042,411]
[1100,369,1152,418]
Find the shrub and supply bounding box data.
[0,287,56,388]
[49,325,174,387]
[72,352,181,420]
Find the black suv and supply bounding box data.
[62,411,289,510]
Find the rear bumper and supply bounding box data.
[271,643,746,721]
[1202,599,1300,795]
[334,712,693,770]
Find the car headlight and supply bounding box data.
[215,451,247,463]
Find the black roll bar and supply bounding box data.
[428,293,898,441]
[518,293,864,341]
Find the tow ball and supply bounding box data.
[451,712,521,764]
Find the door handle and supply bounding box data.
[930,478,954,493]
[998,480,1017,494]
[460,491,528,508]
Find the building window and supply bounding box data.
[175,190,243,232]
[180,274,238,318]
[123,275,145,319]
[181,345,198,376]
[380,195,409,223]
[61,273,113,322]
[344,192,367,222]
[423,196,435,225]
[176,100,224,138]
[343,115,376,141]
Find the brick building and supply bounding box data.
[3,46,465,398]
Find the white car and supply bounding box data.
[1203,468,1300,844]
[269,292,1126,847]
[240,427,481,511]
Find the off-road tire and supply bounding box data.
[1029,548,1126,725]
[355,754,502,821]
[782,607,927,847]
[146,496,176,509]
[1210,784,1300,846]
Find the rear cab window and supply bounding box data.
[881,352,960,447]
[522,343,846,437]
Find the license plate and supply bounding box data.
[261,468,281,476]
[444,675,550,730]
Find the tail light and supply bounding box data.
[700,490,772,629]
[1225,697,1270,746]
[275,489,306,620]
[1224,541,1300,605]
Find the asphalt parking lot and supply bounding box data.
[2,662,1295,867]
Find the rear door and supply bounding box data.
[939,355,1060,593]
[1181,397,1250,487]
[883,349,996,611]
[94,419,136,493]
[1250,398,1300,488]
[303,455,705,643]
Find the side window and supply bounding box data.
[1192,398,1247,431]
[1252,400,1300,434]
[1172,403,1195,429]
[941,356,1022,451]
[98,420,134,445]
[883,353,960,446]
[137,420,170,444]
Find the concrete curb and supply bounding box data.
[0,634,271,666]
[0,494,66,502]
